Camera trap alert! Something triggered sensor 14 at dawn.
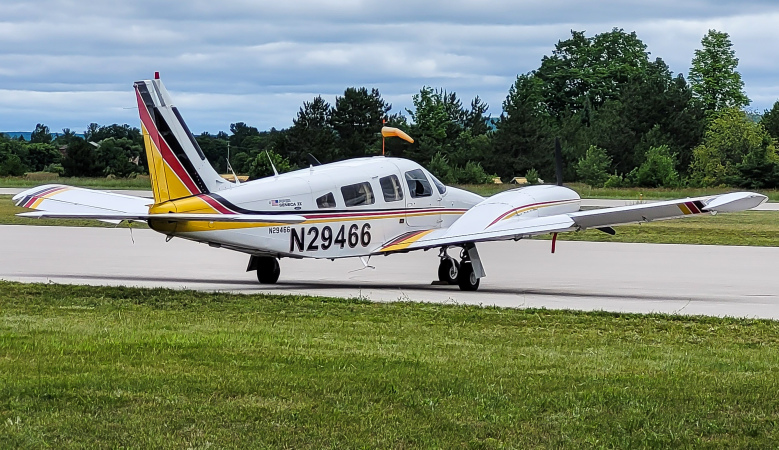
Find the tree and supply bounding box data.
[30,124,52,144]
[576,145,612,187]
[490,74,556,179]
[690,108,777,186]
[535,29,651,119]
[761,100,779,141]
[248,149,295,179]
[96,138,143,177]
[633,145,679,187]
[330,87,390,159]
[689,30,750,113]
[26,143,61,172]
[285,96,338,165]
[62,138,100,177]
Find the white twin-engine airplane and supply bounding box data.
[13,76,769,290]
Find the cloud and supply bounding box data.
[0,0,777,132]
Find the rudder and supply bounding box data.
[134,75,226,204]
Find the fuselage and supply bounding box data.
[148,157,485,258]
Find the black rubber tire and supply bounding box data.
[457,261,480,291]
[255,257,280,284]
[437,258,460,284]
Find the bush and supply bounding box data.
[0,154,26,176]
[634,145,680,187]
[576,145,612,187]
[526,168,540,184]
[453,161,494,184]
[603,173,624,188]
[428,152,455,184]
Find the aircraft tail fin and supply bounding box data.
[134,75,227,204]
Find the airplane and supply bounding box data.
[12,75,769,291]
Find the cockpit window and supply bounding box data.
[428,172,447,195]
[316,192,336,208]
[379,175,404,202]
[404,169,432,198]
[341,182,375,207]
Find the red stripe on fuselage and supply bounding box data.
[199,194,236,215]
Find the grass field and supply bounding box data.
[458,182,779,202]
[0,176,152,190]
[1,281,779,447]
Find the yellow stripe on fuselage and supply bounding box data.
[678,203,692,215]
[381,230,435,252]
[148,210,464,233]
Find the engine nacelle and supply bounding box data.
[445,185,581,236]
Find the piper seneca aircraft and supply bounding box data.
[13,75,768,290]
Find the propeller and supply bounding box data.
[554,137,563,187]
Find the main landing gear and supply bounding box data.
[438,244,485,291]
[247,255,280,284]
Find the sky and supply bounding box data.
[1,0,779,134]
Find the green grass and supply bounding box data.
[0,176,151,190]
[456,182,779,201]
[1,281,779,448]
[541,211,779,247]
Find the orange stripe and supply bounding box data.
[678,204,692,215]
[381,229,435,252]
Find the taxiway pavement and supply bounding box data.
[1,225,777,319]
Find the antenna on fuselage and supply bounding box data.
[265,150,279,177]
[225,142,240,185]
[554,137,563,187]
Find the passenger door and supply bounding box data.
[404,169,442,228]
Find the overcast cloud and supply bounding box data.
[1,0,778,133]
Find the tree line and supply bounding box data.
[3,28,779,189]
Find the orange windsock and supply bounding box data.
[381,126,414,143]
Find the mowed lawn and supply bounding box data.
[1,282,779,448]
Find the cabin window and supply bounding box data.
[379,175,404,202]
[316,192,336,208]
[341,182,375,207]
[429,172,447,195]
[404,169,432,198]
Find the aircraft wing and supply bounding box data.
[12,184,305,224]
[377,191,767,253]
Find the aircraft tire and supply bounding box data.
[437,258,460,284]
[457,261,480,291]
[256,257,281,284]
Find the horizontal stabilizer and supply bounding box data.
[17,211,306,224]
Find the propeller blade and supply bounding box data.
[555,137,563,186]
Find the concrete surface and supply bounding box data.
[1,225,777,319]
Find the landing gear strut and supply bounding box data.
[439,245,484,291]
[437,250,459,285]
[247,255,280,284]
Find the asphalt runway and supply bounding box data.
[2,225,778,319]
